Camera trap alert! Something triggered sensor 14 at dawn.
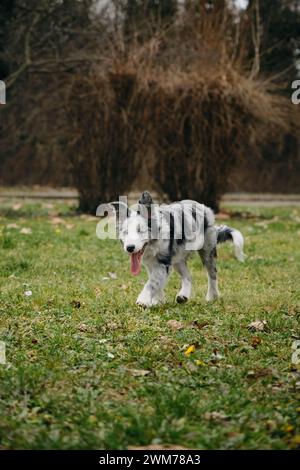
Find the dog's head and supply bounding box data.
[110,192,154,276]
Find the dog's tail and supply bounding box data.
[216,225,246,262]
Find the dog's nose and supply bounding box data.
[126,245,135,253]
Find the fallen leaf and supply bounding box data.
[107,352,115,359]
[189,321,209,330]
[128,369,151,377]
[50,217,66,225]
[290,435,300,447]
[211,350,224,362]
[247,320,267,332]
[251,336,262,348]
[20,227,32,235]
[6,223,19,229]
[195,359,205,366]
[167,319,184,330]
[78,323,88,332]
[184,345,196,356]
[108,272,117,279]
[247,368,274,379]
[12,203,22,211]
[204,411,228,422]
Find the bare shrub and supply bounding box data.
[66,3,292,212]
[67,69,149,212]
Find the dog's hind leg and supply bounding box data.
[199,247,220,301]
[174,261,192,304]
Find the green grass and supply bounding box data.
[0,201,299,450]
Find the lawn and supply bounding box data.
[0,201,299,450]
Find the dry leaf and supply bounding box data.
[247,320,267,332]
[204,411,228,422]
[167,319,184,330]
[247,368,274,379]
[290,435,300,447]
[78,323,88,332]
[50,217,66,225]
[189,321,209,330]
[128,369,151,377]
[20,227,32,235]
[108,272,117,279]
[6,223,19,229]
[251,336,262,348]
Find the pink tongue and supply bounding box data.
[130,252,141,276]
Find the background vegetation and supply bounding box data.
[0,0,299,212]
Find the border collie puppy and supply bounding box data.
[110,192,245,308]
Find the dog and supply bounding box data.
[110,191,245,308]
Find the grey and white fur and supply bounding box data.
[112,191,245,308]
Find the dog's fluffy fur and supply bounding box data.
[114,192,245,307]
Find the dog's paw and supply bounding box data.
[176,295,188,304]
[136,300,151,308]
[205,290,220,302]
[136,294,164,308]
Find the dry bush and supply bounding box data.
[149,69,291,210]
[66,3,295,212]
[67,70,149,212]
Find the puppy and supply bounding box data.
[111,192,245,307]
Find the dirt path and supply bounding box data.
[0,187,300,206]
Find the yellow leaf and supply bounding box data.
[184,345,195,356]
[195,360,205,366]
[284,424,294,433]
[291,435,300,446]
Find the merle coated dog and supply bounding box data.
[111,192,245,308]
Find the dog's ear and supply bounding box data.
[138,191,153,219]
[139,191,153,206]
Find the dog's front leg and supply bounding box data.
[136,262,170,308]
